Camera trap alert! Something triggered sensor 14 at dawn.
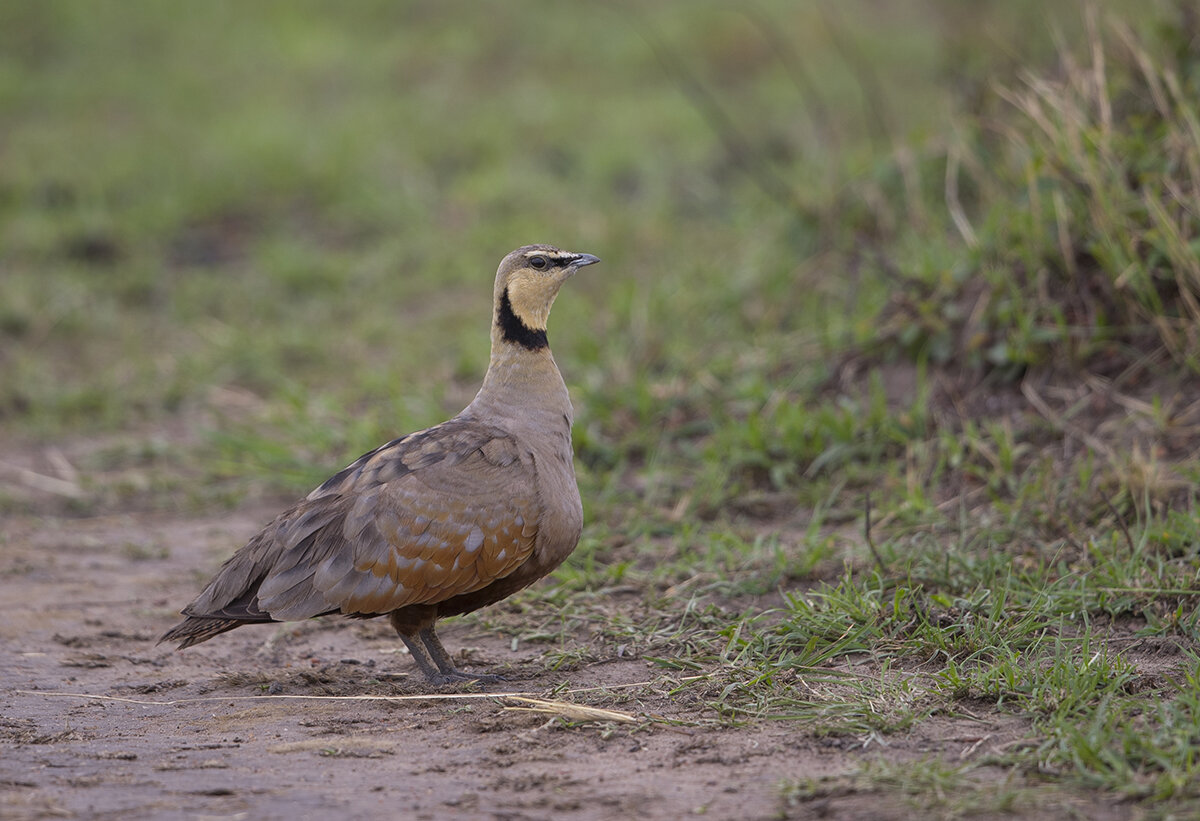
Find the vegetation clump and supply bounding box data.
[878,8,1200,377]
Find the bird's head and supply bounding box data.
[493,244,600,350]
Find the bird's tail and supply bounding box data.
[158,616,248,649]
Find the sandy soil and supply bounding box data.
[0,499,1139,821]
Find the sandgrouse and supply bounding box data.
[160,245,598,684]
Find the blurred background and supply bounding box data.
[0,0,1193,534]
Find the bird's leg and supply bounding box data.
[397,632,448,683]
[390,608,501,685]
[420,626,504,684]
[390,607,459,684]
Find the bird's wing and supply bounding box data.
[234,419,542,621]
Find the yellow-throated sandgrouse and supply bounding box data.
[160,245,597,684]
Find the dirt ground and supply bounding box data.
[0,476,1141,820]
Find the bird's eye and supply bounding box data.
[529,256,548,270]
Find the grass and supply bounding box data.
[5,0,1200,814]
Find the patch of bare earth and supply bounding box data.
[0,455,1141,820]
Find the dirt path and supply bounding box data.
[1,508,1125,820]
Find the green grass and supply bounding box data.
[5,0,1200,813]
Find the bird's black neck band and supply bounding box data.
[498,289,548,351]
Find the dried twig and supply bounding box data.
[15,675,716,709]
[502,697,638,724]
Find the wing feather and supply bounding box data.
[246,420,540,619]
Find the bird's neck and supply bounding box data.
[467,325,572,427]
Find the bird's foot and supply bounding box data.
[399,626,506,686]
[414,626,505,685]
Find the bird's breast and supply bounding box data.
[531,433,583,568]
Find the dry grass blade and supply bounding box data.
[503,696,639,724]
[16,689,538,706]
[945,141,978,249]
[0,460,83,498]
[1021,380,1114,459]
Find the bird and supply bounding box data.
[160,244,598,684]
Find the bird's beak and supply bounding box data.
[571,253,601,268]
